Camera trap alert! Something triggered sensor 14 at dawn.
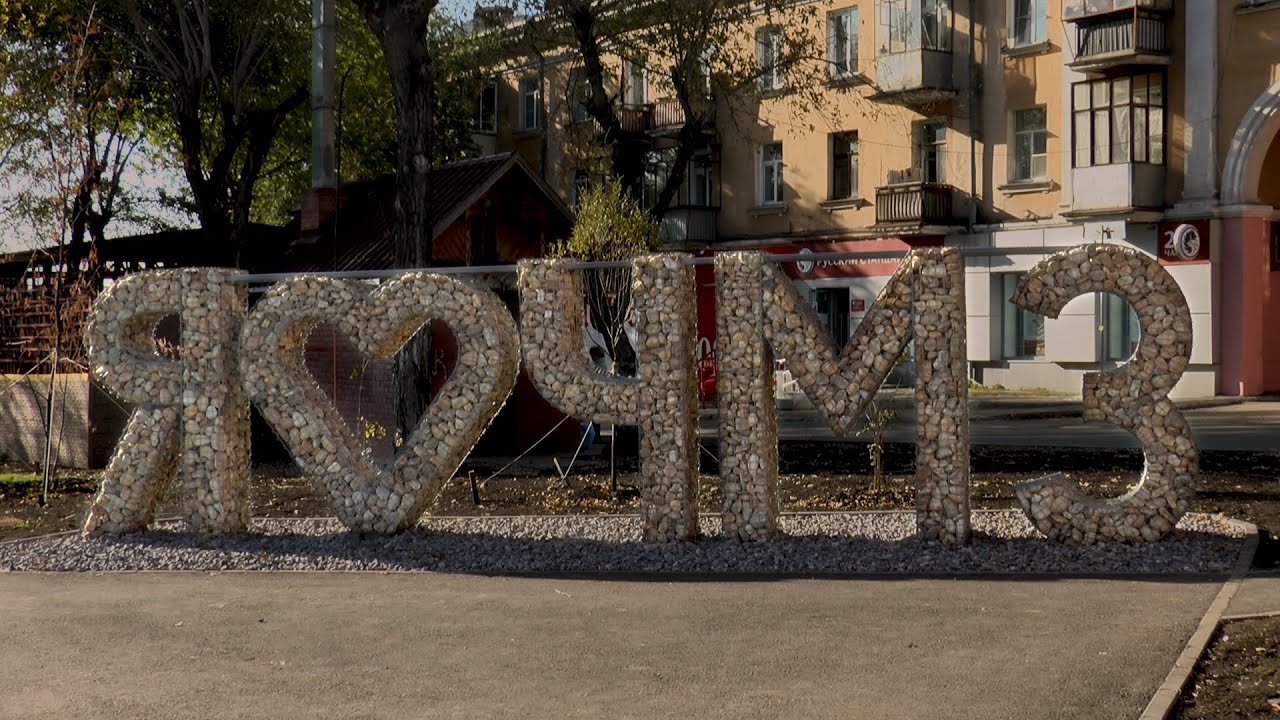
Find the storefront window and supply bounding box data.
[1103,293,1141,361]
[1002,273,1045,359]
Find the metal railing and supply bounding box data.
[1076,10,1168,59]
[659,206,718,243]
[874,181,957,225]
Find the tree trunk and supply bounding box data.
[355,0,439,440]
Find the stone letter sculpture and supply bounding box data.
[1011,244,1197,544]
[519,254,700,543]
[241,273,519,534]
[83,269,250,535]
[716,249,970,544]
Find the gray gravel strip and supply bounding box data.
[0,511,1246,575]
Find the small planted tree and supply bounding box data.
[550,178,660,374]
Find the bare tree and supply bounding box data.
[0,3,136,499]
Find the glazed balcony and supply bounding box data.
[872,49,956,108]
[1069,163,1165,214]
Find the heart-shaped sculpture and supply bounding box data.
[240,273,519,533]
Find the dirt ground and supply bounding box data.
[1,442,1277,719]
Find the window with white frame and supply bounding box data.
[696,44,714,95]
[759,142,784,206]
[878,0,912,54]
[477,81,497,133]
[1010,0,1047,47]
[756,26,785,92]
[915,120,946,183]
[878,0,950,53]
[1011,107,1047,181]
[1072,72,1165,168]
[625,59,647,106]
[519,77,540,131]
[828,7,859,80]
[1001,273,1045,358]
[831,132,859,200]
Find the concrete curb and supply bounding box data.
[1221,609,1280,621]
[976,396,1248,422]
[1137,518,1260,720]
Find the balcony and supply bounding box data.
[618,98,716,136]
[874,182,962,227]
[1066,1,1172,72]
[1069,163,1165,214]
[659,205,718,245]
[872,50,956,108]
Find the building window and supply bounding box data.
[694,44,714,96]
[569,69,591,124]
[828,7,859,79]
[625,59,647,107]
[642,148,675,211]
[921,0,951,51]
[519,77,540,131]
[1011,107,1047,181]
[688,154,713,207]
[1103,294,1141,361]
[813,287,851,348]
[1002,273,1045,359]
[831,132,859,200]
[756,26,785,92]
[915,120,946,183]
[1073,72,1164,168]
[881,0,951,53]
[477,81,497,133]
[571,171,590,210]
[759,142,783,206]
[878,0,911,54]
[1010,0,1047,47]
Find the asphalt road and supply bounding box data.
[0,572,1223,720]
[699,402,1280,452]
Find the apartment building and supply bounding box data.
[478,0,1280,397]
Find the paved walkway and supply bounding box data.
[0,572,1226,720]
[1226,572,1280,618]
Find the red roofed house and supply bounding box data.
[283,152,580,462]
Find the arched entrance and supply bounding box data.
[1217,82,1280,396]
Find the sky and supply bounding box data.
[439,0,478,19]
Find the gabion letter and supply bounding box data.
[716,249,970,544]
[1012,245,1197,544]
[241,274,519,534]
[519,254,700,543]
[82,269,250,535]
[713,253,779,541]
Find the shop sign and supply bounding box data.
[1157,220,1210,263]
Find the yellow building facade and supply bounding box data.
[479,0,1280,397]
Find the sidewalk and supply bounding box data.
[0,571,1231,720]
[1225,573,1280,619]
[764,388,1253,422]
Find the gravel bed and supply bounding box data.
[0,511,1248,575]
